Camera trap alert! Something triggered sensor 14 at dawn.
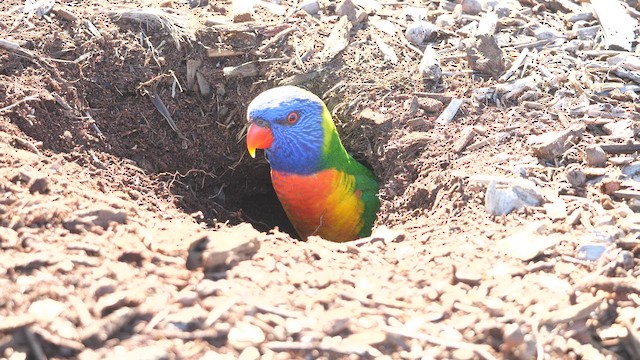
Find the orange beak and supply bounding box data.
[246,123,274,158]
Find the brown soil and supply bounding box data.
[1,1,639,359]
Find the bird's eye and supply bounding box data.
[287,111,299,124]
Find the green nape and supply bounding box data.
[318,105,380,238]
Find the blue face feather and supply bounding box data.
[247,86,325,175]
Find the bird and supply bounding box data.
[245,86,380,242]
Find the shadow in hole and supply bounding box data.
[239,185,300,240]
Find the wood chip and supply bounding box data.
[320,16,351,61]
[186,223,262,271]
[436,98,463,125]
[0,315,36,332]
[527,124,585,160]
[453,126,477,153]
[232,0,254,22]
[591,0,637,51]
[538,296,604,326]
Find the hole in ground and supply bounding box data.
[239,185,299,239]
[170,164,300,240]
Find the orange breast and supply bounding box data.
[271,169,364,242]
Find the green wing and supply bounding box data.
[319,104,380,238]
[349,158,380,238]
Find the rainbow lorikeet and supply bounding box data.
[246,86,380,242]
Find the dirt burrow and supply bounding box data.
[1,0,640,359]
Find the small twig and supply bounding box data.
[509,39,553,50]
[599,143,640,154]
[204,297,239,327]
[12,136,42,155]
[23,327,48,360]
[144,328,224,340]
[250,302,304,319]
[263,341,316,351]
[32,325,84,352]
[147,89,187,141]
[339,292,415,309]
[537,296,605,326]
[575,276,640,295]
[0,95,40,113]
[258,26,297,53]
[499,47,530,82]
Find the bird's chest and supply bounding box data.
[271,169,363,242]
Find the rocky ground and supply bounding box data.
[1,0,640,359]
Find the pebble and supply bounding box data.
[617,250,635,270]
[592,226,624,242]
[609,156,633,166]
[498,226,558,261]
[505,322,525,343]
[28,299,66,322]
[238,346,260,360]
[435,14,455,28]
[622,161,640,176]
[544,201,567,220]
[285,317,303,335]
[299,0,319,15]
[451,347,476,360]
[565,167,586,188]
[494,3,513,18]
[485,182,543,216]
[585,145,607,167]
[461,0,482,15]
[197,278,227,297]
[595,214,615,227]
[164,305,207,331]
[108,346,169,360]
[0,227,19,247]
[405,21,438,45]
[176,290,198,307]
[56,259,75,273]
[576,243,607,261]
[28,176,50,194]
[228,322,266,350]
[342,330,387,346]
[483,297,506,316]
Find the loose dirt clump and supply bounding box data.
[2,0,640,359]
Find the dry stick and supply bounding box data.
[383,326,498,360]
[204,297,239,327]
[32,326,84,352]
[615,68,640,84]
[0,95,40,113]
[436,98,463,125]
[509,39,552,50]
[12,136,42,155]
[599,143,640,154]
[23,327,47,360]
[258,26,297,53]
[251,302,304,319]
[499,47,530,82]
[537,297,605,327]
[575,276,640,295]
[623,319,640,358]
[613,190,640,200]
[144,328,224,340]
[147,90,187,141]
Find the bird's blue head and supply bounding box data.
[246,86,326,174]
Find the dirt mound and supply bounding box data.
[2,0,640,359]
